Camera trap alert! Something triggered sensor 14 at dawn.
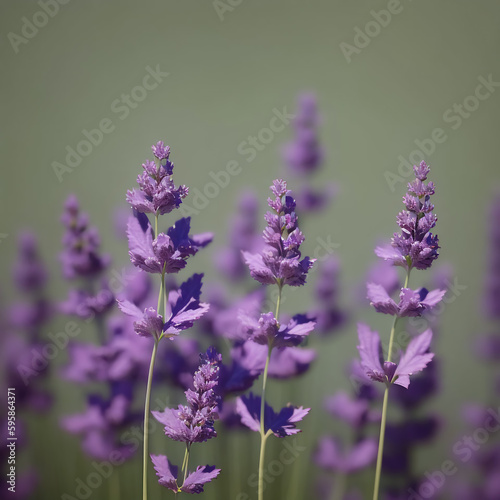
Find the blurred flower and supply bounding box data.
[236,393,309,437]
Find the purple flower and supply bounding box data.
[13,232,48,293]
[151,454,220,494]
[484,191,500,319]
[367,283,445,317]
[283,93,324,175]
[126,143,188,215]
[60,285,115,320]
[127,215,212,275]
[60,195,110,279]
[357,323,434,389]
[152,348,221,444]
[61,385,137,461]
[315,436,377,473]
[240,311,315,348]
[236,392,309,437]
[242,179,315,287]
[118,273,210,340]
[324,391,379,429]
[216,191,263,281]
[311,256,346,335]
[375,161,439,271]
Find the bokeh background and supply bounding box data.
[1,1,500,499]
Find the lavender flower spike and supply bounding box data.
[151,348,222,494]
[242,179,315,287]
[375,161,439,271]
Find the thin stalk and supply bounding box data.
[183,444,191,483]
[258,284,282,500]
[372,268,411,499]
[331,472,346,500]
[143,338,159,500]
[372,386,389,500]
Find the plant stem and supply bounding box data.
[183,444,191,483]
[143,338,159,500]
[372,268,411,499]
[331,472,345,500]
[257,284,282,500]
[372,386,389,500]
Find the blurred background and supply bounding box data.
[1,1,500,499]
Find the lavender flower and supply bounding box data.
[13,231,48,292]
[375,161,439,271]
[124,142,212,500]
[357,323,434,389]
[127,214,211,275]
[216,191,262,282]
[359,161,442,500]
[236,393,309,437]
[118,273,209,340]
[151,348,222,493]
[282,93,335,213]
[367,283,445,317]
[60,195,110,279]
[238,179,315,500]
[242,179,315,287]
[126,142,188,215]
[484,190,500,319]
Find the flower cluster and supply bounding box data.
[282,93,335,212]
[360,162,443,391]
[375,161,439,271]
[60,195,110,279]
[242,179,314,287]
[126,141,188,215]
[151,348,222,493]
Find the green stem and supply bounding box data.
[372,268,411,499]
[331,472,346,500]
[372,386,389,500]
[143,339,159,500]
[258,284,282,500]
[183,444,191,483]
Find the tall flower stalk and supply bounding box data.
[237,179,316,500]
[122,141,212,500]
[359,161,445,500]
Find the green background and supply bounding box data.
[1,0,499,498]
